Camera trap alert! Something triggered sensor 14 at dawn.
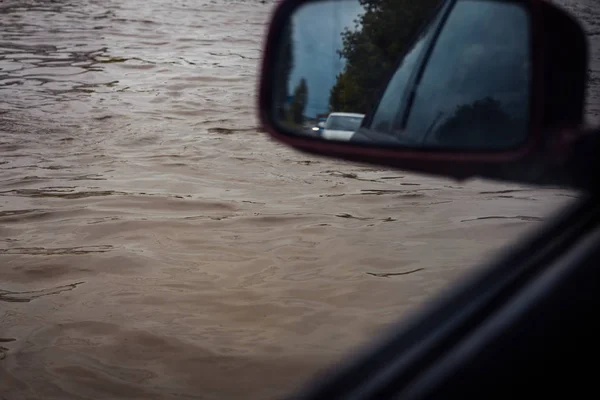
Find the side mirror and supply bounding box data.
[318,122,325,128]
[258,0,590,188]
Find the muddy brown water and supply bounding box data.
[0,0,597,399]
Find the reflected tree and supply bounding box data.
[329,0,442,114]
[290,78,308,124]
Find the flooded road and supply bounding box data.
[0,0,597,399]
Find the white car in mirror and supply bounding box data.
[322,112,365,141]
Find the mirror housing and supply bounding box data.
[258,0,590,189]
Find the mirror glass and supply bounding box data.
[272,0,532,150]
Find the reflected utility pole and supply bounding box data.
[332,0,340,114]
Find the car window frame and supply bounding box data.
[288,191,599,400]
[396,218,600,400]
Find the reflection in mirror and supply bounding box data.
[272,0,532,151]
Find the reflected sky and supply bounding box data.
[290,0,364,117]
